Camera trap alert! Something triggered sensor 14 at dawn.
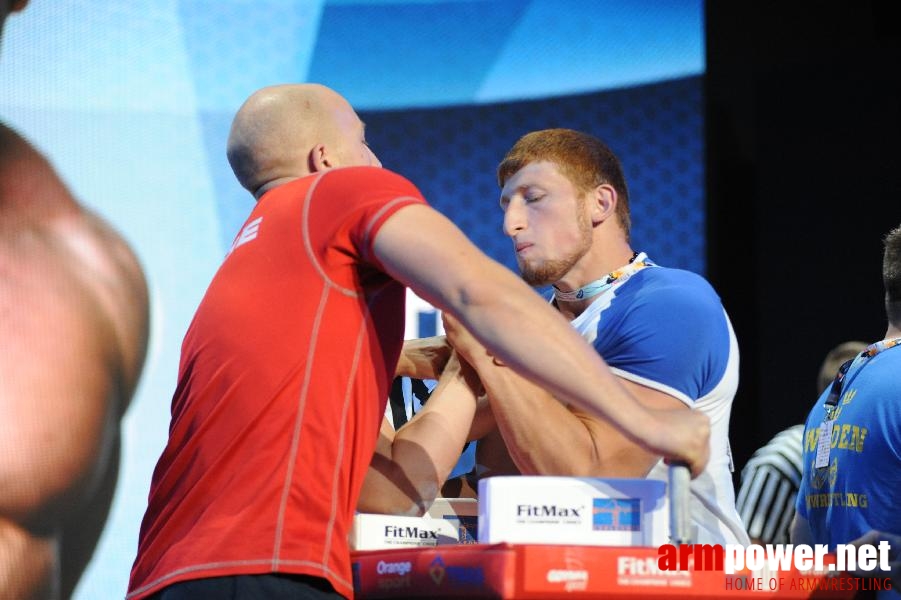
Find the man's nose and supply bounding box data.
[503,201,526,237]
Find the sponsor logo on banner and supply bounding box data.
[617,555,692,587]
[546,554,590,592]
[375,560,412,591]
[428,556,485,588]
[547,569,589,591]
[429,556,446,586]
[537,549,591,592]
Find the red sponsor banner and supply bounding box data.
[352,544,863,599]
[352,544,515,598]
[517,545,718,598]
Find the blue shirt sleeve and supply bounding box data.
[592,269,733,402]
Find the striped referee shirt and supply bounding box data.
[736,424,804,545]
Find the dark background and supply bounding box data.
[705,0,901,477]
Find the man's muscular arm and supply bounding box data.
[360,351,481,515]
[443,312,686,478]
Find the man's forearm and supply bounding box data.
[361,354,479,516]
[473,356,611,476]
[390,357,479,496]
[395,336,450,379]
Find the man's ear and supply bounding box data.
[309,143,333,172]
[590,183,617,226]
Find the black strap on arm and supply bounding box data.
[388,377,408,430]
[410,378,432,407]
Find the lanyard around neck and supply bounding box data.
[553,251,652,302]
[823,336,901,414]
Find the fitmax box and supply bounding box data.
[478,476,668,547]
[350,513,461,551]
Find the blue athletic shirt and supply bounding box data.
[796,344,901,548]
[570,261,750,545]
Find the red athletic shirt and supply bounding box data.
[127,167,427,599]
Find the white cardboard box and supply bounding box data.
[350,513,461,550]
[478,476,668,547]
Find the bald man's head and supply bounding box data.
[226,84,379,199]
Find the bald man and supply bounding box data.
[1,4,150,599]
[127,83,710,600]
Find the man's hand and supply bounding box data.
[446,350,485,400]
[442,312,493,366]
[655,408,710,479]
[395,335,451,379]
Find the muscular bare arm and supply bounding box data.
[372,204,709,477]
[443,312,686,478]
[394,334,495,441]
[359,352,481,515]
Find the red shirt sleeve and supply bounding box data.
[307,166,428,273]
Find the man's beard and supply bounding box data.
[519,254,582,287]
[518,209,593,287]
